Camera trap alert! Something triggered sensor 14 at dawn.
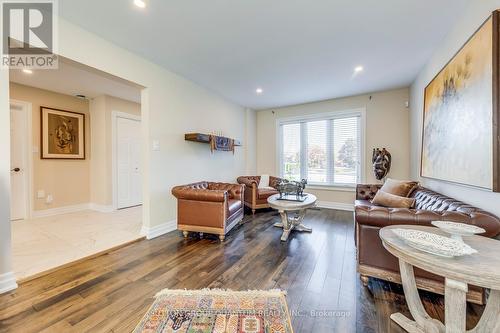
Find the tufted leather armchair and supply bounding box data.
[172,181,245,241]
[236,176,284,214]
[355,184,500,304]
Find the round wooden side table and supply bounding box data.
[380,225,500,333]
[267,193,317,242]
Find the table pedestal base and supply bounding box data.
[392,259,500,333]
[273,209,312,242]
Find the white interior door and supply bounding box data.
[10,103,28,221]
[116,117,142,209]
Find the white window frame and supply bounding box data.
[276,108,366,189]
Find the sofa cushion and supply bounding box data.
[412,188,477,213]
[258,188,278,199]
[380,178,418,197]
[258,174,270,188]
[372,190,416,208]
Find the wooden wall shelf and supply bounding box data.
[185,133,241,146]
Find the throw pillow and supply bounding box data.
[258,174,270,189]
[372,190,416,208]
[380,178,418,197]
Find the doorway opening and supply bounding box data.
[9,57,145,281]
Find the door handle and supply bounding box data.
[11,167,21,172]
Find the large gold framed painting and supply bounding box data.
[421,11,500,191]
[41,107,85,159]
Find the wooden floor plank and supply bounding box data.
[0,208,483,333]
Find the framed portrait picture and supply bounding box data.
[421,10,500,191]
[41,107,85,159]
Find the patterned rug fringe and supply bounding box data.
[154,288,287,298]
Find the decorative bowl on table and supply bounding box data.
[431,221,485,242]
[392,228,478,258]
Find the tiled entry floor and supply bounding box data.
[11,206,143,280]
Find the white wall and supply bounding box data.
[245,108,257,175]
[0,17,251,288]
[410,0,500,217]
[256,87,410,205]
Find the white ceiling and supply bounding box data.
[10,58,142,103]
[59,0,469,109]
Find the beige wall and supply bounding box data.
[90,95,141,206]
[256,87,410,205]
[89,96,106,206]
[9,83,139,211]
[9,83,91,211]
[410,0,500,217]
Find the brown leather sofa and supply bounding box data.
[172,181,245,241]
[355,184,500,304]
[236,176,284,214]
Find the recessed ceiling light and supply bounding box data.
[134,0,146,8]
[354,66,364,73]
[22,69,33,74]
[256,88,263,95]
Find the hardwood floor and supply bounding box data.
[0,208,484,332]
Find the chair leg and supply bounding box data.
[252,209,256,215]
[182,231,188,238]
[360,275,369,287]
[219,235,226,242]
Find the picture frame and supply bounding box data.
[420,10,500,192]
[40,106,86,160]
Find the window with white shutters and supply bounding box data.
[278,110,363,186]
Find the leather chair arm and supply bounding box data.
[355,204,500,237]
[356,184,382,200]
[172,187,227,202]
[237,176,258,188]
[236,184,245,199]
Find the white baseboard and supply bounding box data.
[88,203,115,213]
[141,220,177,240]
[0,272,18,294]
[32,203,91,218]
[317,201,354,212]
[32,202,117,218]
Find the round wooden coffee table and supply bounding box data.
[380,225,500,333]
[267,193,317,242]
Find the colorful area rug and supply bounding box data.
[134,289,294,333]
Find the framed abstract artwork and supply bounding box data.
[421,11,500,191]
[41,106,85,159]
